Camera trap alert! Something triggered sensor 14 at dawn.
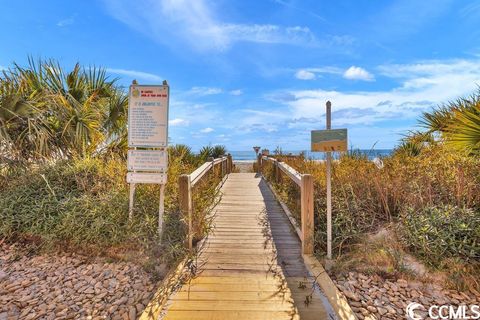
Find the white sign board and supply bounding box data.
[128,85,169,147]
[127,172,167,184]
[128,150,167,171]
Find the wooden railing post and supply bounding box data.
[227,154,233,173]
[179,174,193,251]
[257,154,261,174]
[207,157,214,178]
[275,160,281,184]
[223,156,227,176]
[221,157,225,177]
[301,174,314,254]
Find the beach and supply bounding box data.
[233,160,254,173]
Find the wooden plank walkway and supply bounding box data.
[162,173,329,320]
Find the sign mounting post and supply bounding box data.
[311,101,348,260]
[126,80,170,239]
[326,101,333,260]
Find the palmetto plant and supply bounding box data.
[198,145,226,161]
[394,130,436,157]
[419,104,457,133]
[168,144,196,165]
[445,101,480,155]
[211,145,226,158]
[0,58,128,161]
[198,145,214,161]
[0,70,51,160]
[416,90,480,155]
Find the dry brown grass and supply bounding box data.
[261,146,480,290]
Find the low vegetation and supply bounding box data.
[263,91,480,290]
[0,149,224,269]
[0,59,227,277]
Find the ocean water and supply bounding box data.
[230,149,393,161]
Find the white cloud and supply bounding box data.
[214,134,230,142]
[57,17,74,27]
[189,86,223,96]
[103,0,317,51]
[378,59,480,95]
[200,127,214,133]
[167,99,222,133]
[168,59,480,149]
[343,66,375,81]
[295,69,316,80]
[378,59,480,79]
[222,24,315,46]
[307,67,343,74]
[274,59,480,126]
[294,66,355,80]
[106,68,162,82]
[0,65,6,71]
[225,109,287,134]
[169,118,189,126]
[229,89,243,96]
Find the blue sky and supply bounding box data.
[1,0,480,151]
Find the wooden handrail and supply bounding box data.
[190,162,212,186]
[190,156,230,186]
[212,157,225,165]
[261,156,302,186]
[279,163,302,186]
[179,154,233,251]
[259,155,314,254]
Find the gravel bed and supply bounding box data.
[0,244,158,320]
[334,271,480,319]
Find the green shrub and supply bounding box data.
[198,145,227,162]
[400,205,480,267]
[263,145,480,264]
[0,151,221,260]
[0,158,149,247]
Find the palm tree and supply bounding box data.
[0,58,128,161]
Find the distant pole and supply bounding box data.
[326,101,332,260]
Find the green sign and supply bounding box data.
[311,128,348,152]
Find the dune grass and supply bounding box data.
[0,147,226,274]
[262,145,480,289]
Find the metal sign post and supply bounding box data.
[126,80,169,239]
[310,101,348,260]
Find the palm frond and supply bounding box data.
[445,103,480,154]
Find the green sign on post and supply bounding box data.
[311,128,348,152]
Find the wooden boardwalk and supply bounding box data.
[162,173,329,320]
